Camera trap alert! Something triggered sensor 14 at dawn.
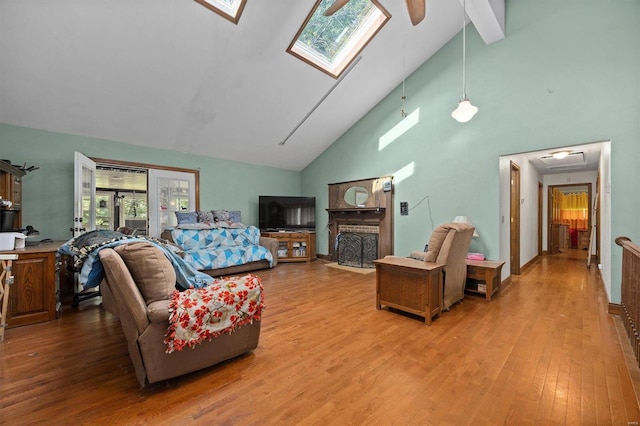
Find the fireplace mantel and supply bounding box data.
[327,177,393,261]
[326,207,385,213]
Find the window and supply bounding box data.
[287,0,390,78]
[194,0,247,24]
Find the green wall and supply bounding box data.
[0,124,300,240]
[301,0,640,304]
[1,1,638,304]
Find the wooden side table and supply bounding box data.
[465,259,505,301]
[374,257,444,325]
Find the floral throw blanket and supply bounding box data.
[164,274,264,353]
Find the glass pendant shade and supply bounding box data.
[451,99,478,123]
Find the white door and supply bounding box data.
[73,152,96,237]
[148,169,196,237]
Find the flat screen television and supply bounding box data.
[258,196,316,231]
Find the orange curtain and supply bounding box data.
[551,189,589,230]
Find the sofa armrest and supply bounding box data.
[259,236,279,267]
[147,300,171,323]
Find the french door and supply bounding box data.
[74,154,198,238]
[73,152,96,237]
[148,169,196,237]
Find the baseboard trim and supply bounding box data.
[317,254,332,262]
[501,275,512,291]
[609,303,622,315]
[521,256,538,272]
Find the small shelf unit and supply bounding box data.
[262,231,316,263]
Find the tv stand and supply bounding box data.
[262,231,316,263]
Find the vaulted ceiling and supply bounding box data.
[0,0,504,171]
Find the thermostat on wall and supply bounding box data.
[383,180,392,192]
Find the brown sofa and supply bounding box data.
[407,222,475,309]
[99,242,261,386]
[160,229,278,277]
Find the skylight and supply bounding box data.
[287,0,391,78]
[194,0,247,24]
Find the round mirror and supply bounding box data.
[344,186,369,207]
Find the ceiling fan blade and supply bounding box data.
[324,0,350,16]
[406,0,426,26]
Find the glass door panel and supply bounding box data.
[148,170,196,237]
[73,152,96,237]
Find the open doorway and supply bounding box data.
[95,166,148,234]
[74,154,200,238]
[547,183,591,255]
[498,140,610,288]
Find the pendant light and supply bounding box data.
[451,0,478,123]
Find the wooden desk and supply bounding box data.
[0,240,65,328]
[374,257,444,325]
[465,259,505,301]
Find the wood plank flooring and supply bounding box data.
[1,250,638,425]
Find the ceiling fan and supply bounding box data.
[324,0,426,26]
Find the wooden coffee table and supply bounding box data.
[374,257,444,325]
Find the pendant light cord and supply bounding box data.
[461,0,467,100]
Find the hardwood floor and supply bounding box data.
[1,250,639,425]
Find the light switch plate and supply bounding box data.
[400,201,408,215]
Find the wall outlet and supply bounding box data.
[400,201,408,215]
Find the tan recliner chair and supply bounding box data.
[409,222,475,310]
[98,242,261,386]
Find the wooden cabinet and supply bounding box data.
[578,230,590,250]
[0,163,26,230]
[550,224,569,254]
[262,231,316,262]
[2,241,62,328]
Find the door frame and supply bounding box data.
[538,181,543,257]
[73,152,96,237]
[510,161,521,275]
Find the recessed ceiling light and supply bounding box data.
[551,151,570,159]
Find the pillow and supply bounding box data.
[228,210,241,224]
[114,242,176,304]
[175,211,198,225]
[212,210,230,222]
[212,210,241,223]
[197,210,215,223]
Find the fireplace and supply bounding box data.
[337,232,379,268]
[327,177,394,262]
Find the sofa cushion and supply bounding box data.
[114,242,176,304]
